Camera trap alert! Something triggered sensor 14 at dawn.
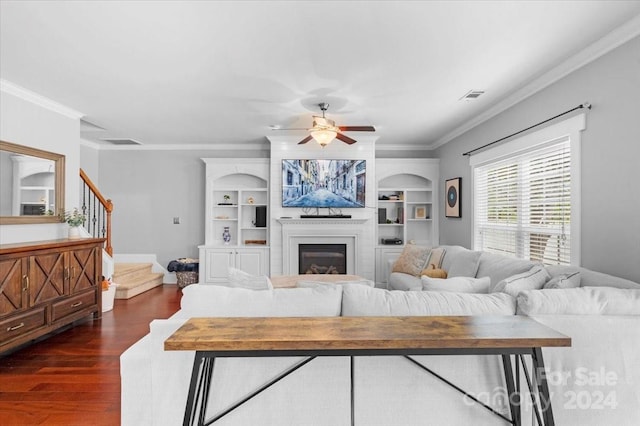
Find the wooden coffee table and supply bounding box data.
[165,316,571,426]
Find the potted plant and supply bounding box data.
[63,208,86,239]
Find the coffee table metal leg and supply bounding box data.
[532,347,555,426]
[502,354,521,426]
[350,356,355,426]
[183,352,215,426]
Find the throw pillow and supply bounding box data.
[421,276,491,293]
[227,267,273,290]
[425,247,447,269]
[420,264,448,279]
[391,244,431,276]
[490,264,550,298]
[543,271,581,289]
[446,250,482,277]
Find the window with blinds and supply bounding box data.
[473,137,572,265]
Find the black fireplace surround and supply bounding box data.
[298,244,347,274]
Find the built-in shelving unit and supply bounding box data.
[375,159,440,286]
[200,159,270,283]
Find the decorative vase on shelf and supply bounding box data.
[68,225,82,239]
[222,226,231,245]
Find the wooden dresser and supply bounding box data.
[0,238,104,355]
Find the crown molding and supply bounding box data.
[375,143,433,151]
[430,13,640,149]
[79,138,103,150]
[85,142,269,151]
[0,79,84,119]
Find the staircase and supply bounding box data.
[113,263,164,299]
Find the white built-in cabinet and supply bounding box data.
[199,159,270,283]
[375,158,439,286]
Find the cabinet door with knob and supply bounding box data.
[200,247,269,283]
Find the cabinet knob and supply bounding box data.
[71,301,83,308]
[22,275,29,292]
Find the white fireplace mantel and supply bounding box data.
[277,218,369,226]
[278,218,370,276]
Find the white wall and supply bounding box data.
[434,35,640,283]
[268,136,378,279]
[96,148,268,270]
[0,84,82,244]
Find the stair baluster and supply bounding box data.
[80,169,113,256]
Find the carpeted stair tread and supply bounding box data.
[113,262,164,299]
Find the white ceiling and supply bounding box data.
[2,1,640,149]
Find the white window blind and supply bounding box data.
[473,137,572,265]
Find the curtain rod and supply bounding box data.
[462,102,591,157]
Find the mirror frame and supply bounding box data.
[0,140,66,225]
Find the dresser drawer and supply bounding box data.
[52,290,96,322]
[0,307,47,344]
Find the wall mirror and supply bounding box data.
[0,140,65,224]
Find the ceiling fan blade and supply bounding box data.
[335,133,357,145]
[297,135,314,145]
[338,126,375,132]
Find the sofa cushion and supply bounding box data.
[421,276,491,293]
[227,267,273,290]
[476,252,537,285]
[341,285,516,316]
[297,279,375,288]
[446,250,482,277]
[391,244,431,276]
[546,265,640,289]
[388,272,423,291]
[179,284,342,317]
[490,264,549,297]
[543,271,581,289]
[437,245,472,271]
[517,287,640,315]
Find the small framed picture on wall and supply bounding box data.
[445,177,461,218]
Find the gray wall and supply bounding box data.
[97,148,268,269]
[434,35,640,283]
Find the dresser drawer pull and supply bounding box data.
[71,301,83,308]
[7,322,25,332]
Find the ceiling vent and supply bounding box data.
[100,138,142,145]
[460,90,485,101]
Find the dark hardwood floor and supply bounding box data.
[0,285,181,425]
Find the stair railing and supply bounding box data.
[79,169,114,256]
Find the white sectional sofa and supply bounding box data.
[120,247,640,426]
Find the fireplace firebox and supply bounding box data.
[298,244,347,274]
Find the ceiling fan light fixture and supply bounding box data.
[310,129,337,147]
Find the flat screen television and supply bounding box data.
[282,159,366,208]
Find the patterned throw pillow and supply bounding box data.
[490,264,550,297]
[392,244,432,276]
[426,247,447,269]
[543,272,581,289]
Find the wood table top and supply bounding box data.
[164,316,571,352]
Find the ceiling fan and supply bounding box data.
[277,103,375,147]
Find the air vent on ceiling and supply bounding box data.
[100,138,142,145]
[460,90,485,101]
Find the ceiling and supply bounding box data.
[2,1,640,149]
